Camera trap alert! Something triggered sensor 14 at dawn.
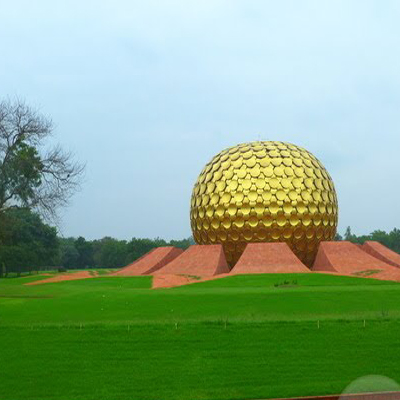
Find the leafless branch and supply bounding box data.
[0,98,85,222]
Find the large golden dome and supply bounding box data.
[190,141,338,267]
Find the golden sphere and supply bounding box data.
[190,141,338,267]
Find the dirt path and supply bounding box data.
[25,271,98,286]
[152,273,230,289]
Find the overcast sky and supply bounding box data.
[1,0,400,240]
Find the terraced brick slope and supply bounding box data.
[313,241,400,281]
[113,247,183,275]
[153,244,230,276]
[231,243,310,274]
[362,241,400,269]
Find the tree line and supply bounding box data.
[59,236,194,271]
[0,208,194,276]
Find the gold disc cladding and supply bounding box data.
[190,141,338,267]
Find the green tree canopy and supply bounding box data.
[0,208,59,274]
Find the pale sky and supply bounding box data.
[1,0,400,240]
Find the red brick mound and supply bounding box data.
[153,244,230,276]
[362,241,400,269]
[26,271,97,286]
[113,247,183,276]
[313,241,400,281]
[231,243,310,274]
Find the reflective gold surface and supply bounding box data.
[190,141,338,267]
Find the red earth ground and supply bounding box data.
[151,273,230,289]
[26,271,98,286]
[269,392,400,400]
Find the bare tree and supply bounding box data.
[0,98,85,221]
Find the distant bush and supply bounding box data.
[57,267,67,273]
[274,280,299,288]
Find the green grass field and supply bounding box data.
[1,273,400,399]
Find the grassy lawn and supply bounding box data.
[0,273,400,399]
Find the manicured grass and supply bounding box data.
[0,273,53,286]
[1,321,400,400]
[182,272,399,288]
[1,273,400,399]
[2,274,399,325]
